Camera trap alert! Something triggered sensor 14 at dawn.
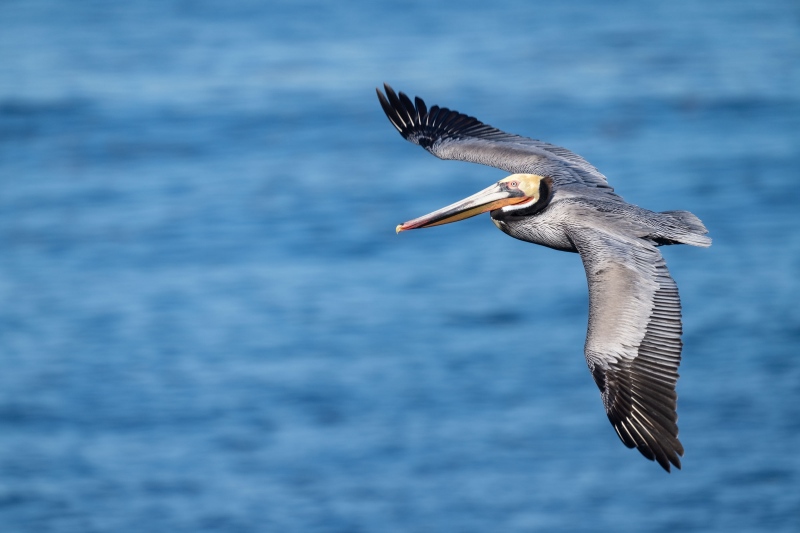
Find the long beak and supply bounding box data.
[396,183,527,233]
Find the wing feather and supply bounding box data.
[571,228,685,472]
[377,84,614,191]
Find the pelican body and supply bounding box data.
[378,84,711,472]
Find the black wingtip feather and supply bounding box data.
[376,83,516,152]
[415,96,427,123]
[604,375,683,473]
[398,91,416,120]
[383,84,405,123]
[377,84,471,142]
[376,88,403,133]
[376,83,440,148]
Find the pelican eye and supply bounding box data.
[508,180,519,188]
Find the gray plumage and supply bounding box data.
[378,84,711,472]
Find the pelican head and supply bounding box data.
[396,174,550,233]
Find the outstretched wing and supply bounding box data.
[571,227,684,472]
[376,83,613,191]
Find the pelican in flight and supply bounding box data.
[377,84,710,472]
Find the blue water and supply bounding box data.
[1,0,799,531]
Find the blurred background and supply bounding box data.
[1,0,799,531]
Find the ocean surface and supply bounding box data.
[1,1,799,531]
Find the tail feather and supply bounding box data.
[654,210,712,248]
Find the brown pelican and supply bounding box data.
[377,84,711,472]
